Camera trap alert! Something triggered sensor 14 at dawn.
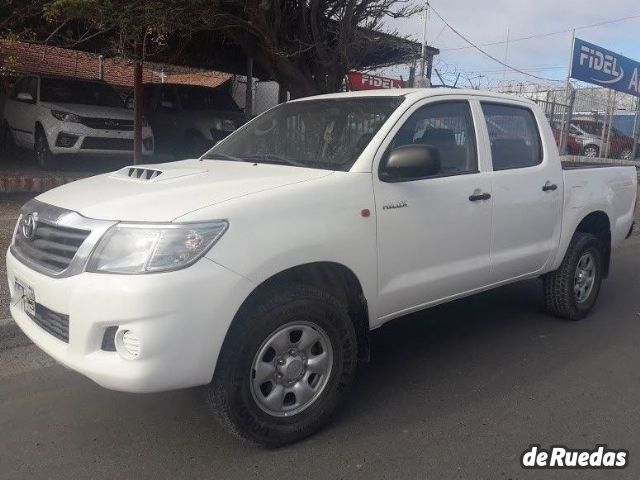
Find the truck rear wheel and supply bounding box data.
[205,284,358,447]
[543,232,603,320]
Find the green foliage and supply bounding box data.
[43,0,111,22]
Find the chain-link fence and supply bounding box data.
[492,84,640,162]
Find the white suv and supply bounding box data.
[1,75,154,168]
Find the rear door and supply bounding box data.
[480,100,563,282]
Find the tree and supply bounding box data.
[2,0,418,97]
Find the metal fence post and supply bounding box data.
[559,88,575,155]
[604,91,617,158]
[632,97,640,160]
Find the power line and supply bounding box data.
[428,3,564,82]
[440,13,640,52]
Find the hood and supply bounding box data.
[36,159,332,222]
[40,102,133,119]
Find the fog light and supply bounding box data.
[55,132,79,148]
[115,329,141,358]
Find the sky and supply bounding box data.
[381,0,640,89]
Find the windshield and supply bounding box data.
[203,97,403,171]
[177,86,241,111]
[40,78,123,108]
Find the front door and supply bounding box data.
[374,100,493,319]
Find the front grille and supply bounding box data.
[29,304,69,343]
[13,221,90,273]
[81,137,134,151]
[81,117,134,131]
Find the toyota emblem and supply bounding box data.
[21,214,37,240]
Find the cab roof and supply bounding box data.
[293,88,536,106]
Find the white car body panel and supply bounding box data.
[5,88,638,392]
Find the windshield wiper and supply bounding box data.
[200,152,246,162]
[242,154,301,167]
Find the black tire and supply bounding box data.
[543,232,604,321]
[619,148,634,160]
[34,126,54,169]
[205,283,358,447]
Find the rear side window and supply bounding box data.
[482,103,542,171]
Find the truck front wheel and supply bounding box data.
[205,284,358,446]
[543,232,604,320]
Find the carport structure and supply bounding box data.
[3,17,421,163]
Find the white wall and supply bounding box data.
[232,76,281,116]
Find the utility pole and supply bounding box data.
[415,2,430,88]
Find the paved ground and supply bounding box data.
[0,224,639,478]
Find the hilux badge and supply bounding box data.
[382,200,408,210]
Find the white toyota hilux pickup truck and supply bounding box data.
[7,89,637,446]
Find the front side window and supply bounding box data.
[203,97,403,172]
[159,87,178,111]
[482,103,543,171]
[382,101,478,178]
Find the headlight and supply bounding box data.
[87,221,228,274]
[51,110,82,123]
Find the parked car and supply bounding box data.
[571,119,638,160]
[1,75,154,168]
[7,89,637,446]
[131,83,245,158]
[550,123,581,155]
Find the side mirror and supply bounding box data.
[124,96,134,110]
[381,145,441,182]
[160,100,174,109]
[16,92,34,102]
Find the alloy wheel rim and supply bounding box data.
[574,252,596,304]
[250,321,333,417]
[584,147,598,158]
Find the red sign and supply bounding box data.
[347,71,405,90]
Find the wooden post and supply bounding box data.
[133,43,143,165]
[245,57,254,122]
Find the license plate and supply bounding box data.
[14,278,36,317]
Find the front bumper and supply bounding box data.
[44,123,154,156]
[7,250,255,393]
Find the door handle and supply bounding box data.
[542,182,558,192]
[469,192,491,202]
